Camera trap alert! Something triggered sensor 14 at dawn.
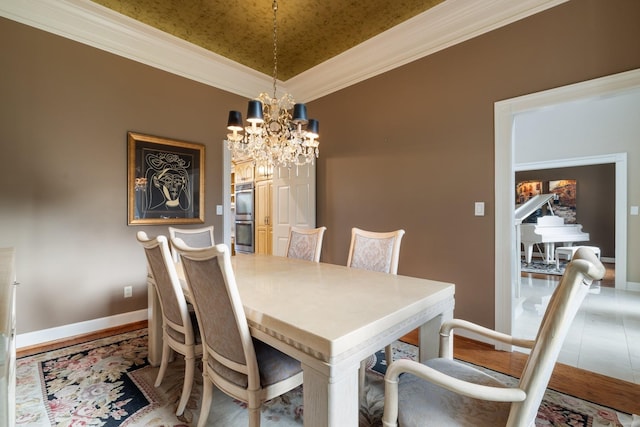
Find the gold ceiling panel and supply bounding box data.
[90,0,446,80]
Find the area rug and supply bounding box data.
[521,260,566,275]
[15,329,638,426]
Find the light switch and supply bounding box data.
[631,206,639,216]
[474,202,485,216]
[216,205,223,215]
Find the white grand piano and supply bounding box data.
[515,194,590,264]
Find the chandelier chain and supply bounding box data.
[224,0,319,168]
[272,0,278,99]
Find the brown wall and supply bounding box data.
[310,0,640,328]
[1,0,639,335]
[516,165,616,257]
[0,17,245,333]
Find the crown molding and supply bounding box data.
[288,0,569,101]
[0,0,568,101]
[0,0,272,99]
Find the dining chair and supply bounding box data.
[168,225,214,262]
[382,247,605,427]
[347,227,405,275]
[172,240,304,427]
[136,232,202,416]
[285,226,327,262]
[347,227,405,399]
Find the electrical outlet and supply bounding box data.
[124,286,133,298]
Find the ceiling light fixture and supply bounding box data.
[225,0,319,167]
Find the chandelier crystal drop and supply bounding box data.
[225,0,319,167]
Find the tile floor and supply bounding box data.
[513,275,640,384]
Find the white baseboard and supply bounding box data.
[627,281,640,292]
[16,309,148,349]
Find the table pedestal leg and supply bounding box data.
[302,362,359,427]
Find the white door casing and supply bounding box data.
[494,68,639,350]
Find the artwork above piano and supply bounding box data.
[516,179,577,224]
[549,179,577,223]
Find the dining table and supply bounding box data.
[147,253,455,427]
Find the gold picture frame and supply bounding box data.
[127,132,205,225]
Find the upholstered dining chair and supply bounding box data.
[172,240,304,427]
[347,227,405,399]
[382,247,605,427]
[136,231,202,416]
[285,226,327,262]
[168,225,214,262]
[347,227,405,275]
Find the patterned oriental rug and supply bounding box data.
[521,260,566,276]
[15,328,638,426]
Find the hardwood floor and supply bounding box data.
[17,319,639,417]
[16,320,147,358]
[521,261,616,288]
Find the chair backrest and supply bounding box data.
[346,227,405,274]
[168,226,214,262]
[136,232,196,345]
[285,226,327,262]
[171,240,261,390]
[509,247,605,425]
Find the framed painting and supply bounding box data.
[515,180,542,205]
[127,132,205,225]
[549,179,577,224]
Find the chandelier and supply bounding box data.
[225,0,319,167]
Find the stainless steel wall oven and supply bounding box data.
[235,182,254,253]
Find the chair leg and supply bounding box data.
[248,405,261,427]
[359,359,366,402]
[154,340,171,387]
[384,344,393,367]
[197,374,214,427]
[175,353,195,416]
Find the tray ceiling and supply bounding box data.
[0,0,568,100]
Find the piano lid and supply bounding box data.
[515,194,554,225]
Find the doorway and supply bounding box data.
[221,145,317,256]
[494,69,639,345]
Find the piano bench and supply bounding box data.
[555,246,601,270]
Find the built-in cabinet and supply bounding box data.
[234,160,254,183]
[255,160,273,182]
[255,179,273,255]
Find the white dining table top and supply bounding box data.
[178,253,454,363]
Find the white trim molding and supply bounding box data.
[494,68,640,349]
[0,0,272,99]
[16,309,147,349]
[0,0,568,101]
[288,0,569,101]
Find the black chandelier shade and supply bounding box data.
[247,100,264,123]
[226,101,318,131]
[306,119,319,137]
[226,110,243,131]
